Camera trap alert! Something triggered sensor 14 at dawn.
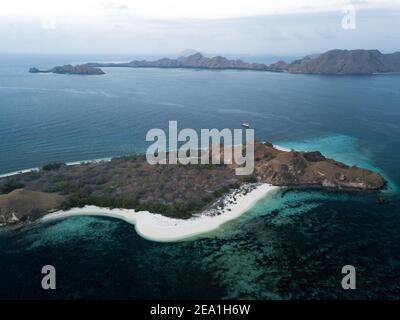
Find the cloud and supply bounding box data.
[0,1,398,54]
[1,0,399,20]
[100,1,129,11]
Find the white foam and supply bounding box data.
[0,157,112,179]
[42,183,280,242]
[0,168,40,179]
[273,144,292,152]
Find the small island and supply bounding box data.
[29,64,105,75]
[0,142,385,226]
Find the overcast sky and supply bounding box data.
[1,0,399,55]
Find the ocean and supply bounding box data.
[0,54,400,299]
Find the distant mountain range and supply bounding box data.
[179,49,200,57]
[30,50,400,75]
[84,52,276,71]
[84,49,400,75]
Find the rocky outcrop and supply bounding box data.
[302,151,326,162]
[29,64,105,75]
[29,67,50,73]
[252,143,385,190]
[0,189,65,225]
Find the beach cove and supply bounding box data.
[42,184,280,242]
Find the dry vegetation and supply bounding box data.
[0,143,385,225]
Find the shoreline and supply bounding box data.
[42,183,280,242]
[0,157,112,179]
[0,144,289,179]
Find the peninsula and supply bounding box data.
[0,142,385,226]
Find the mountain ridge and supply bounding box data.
[29,49,400,75]
[282,49,400,74]
[84,52,277,71]
[83,49,400,75]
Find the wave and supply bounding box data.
[0,156,112,178]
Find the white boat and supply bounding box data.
[241,123,250,128]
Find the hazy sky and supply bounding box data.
[1,0,399,55]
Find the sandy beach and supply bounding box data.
[42,183,280,242]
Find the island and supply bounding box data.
[30,50,400,76]
[29,64,105,75]
[84,52,276,71]
[77,49,400,75]
[0,142,385,226]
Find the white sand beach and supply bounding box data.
[42,183,280,242]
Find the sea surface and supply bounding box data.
[0,54,400,299]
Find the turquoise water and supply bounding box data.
[1,55,400,299]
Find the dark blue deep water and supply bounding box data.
[0,54,400,299]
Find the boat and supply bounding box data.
[241,123,250,128]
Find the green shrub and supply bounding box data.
[1,179,25,194]
[42,162,66,171]
[63,193,194,219]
